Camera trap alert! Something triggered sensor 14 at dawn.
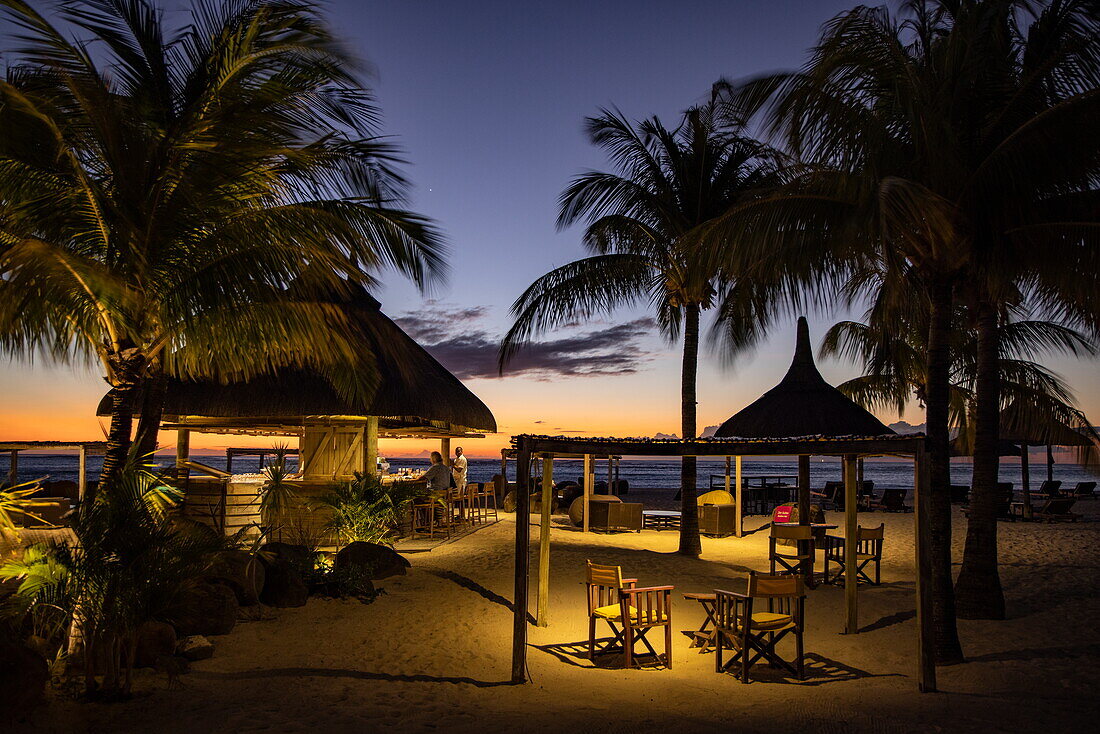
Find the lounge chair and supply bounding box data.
[585,561,673,668]
[1031,497,1080,523]
[811,481,843,511]
[868,487,911,512]
[823,523,884,585]
[714,571,806,683]
[1033,480,1062,498]
[1068,481,1097,499]
[964,483,1016,520]
[769,525,814,578]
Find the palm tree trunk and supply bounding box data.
[99,348,146,495]
[678,303,702,556]
[925,277,965,664]
[133,370,167,462]
[955,299,1006,619]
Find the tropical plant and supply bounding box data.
[0,0,446,493]
[0,464,219,698]
[708,0,1100,658]
[0,479,51,531]
[499,101,785,556]
[259,451,298,536]
[318,472,420,546]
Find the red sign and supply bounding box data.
[772,504,794,523]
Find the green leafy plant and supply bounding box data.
[259,452,298,536]
[0,465,221,699]
[318,473,421,546]
[0,479,53,531]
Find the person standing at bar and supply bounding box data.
[452,446,468,493]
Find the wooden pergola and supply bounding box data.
[0,441,108,499]
[508,433,935,693]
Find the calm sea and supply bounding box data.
[4,453,1094,494]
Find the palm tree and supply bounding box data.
[0,0,445,492]
[710,0,1100,645]
[499,102,783,556]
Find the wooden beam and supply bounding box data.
[77,446,87,502]
[798,454,812,587]
[365,417,379,476]
[843,454,858,634]
[511,444,532,683]
[520,436,925,459]
[914,446,937,692]
[734,456,743,538]
[582,453,593,533]
[537,455,553,627]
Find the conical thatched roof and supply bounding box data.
[715,317,894,439]
[98,285,495,433]
[999,401,1091,447]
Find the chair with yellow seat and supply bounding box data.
[823,523,884,585]
[585,560,674,669]
[714,571,806,683]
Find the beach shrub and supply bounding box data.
[319,473,420,546]
[0,466,220,699]
[258,454,298,537]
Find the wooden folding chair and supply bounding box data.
[824,523,884,585]
[769,524,814,578]
[714,572,806,683]
[585,560,674,669]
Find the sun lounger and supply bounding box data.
[1031,497,1080,522]
[1067,481,1097,499]
[868,487,911,512]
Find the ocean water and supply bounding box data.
[4,452,1094,494]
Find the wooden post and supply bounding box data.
[511,444,532,683]
[8,450,17,487]
[1046,444,1054,482]
[606,455,613,496]
[537,455,553,627]
[365,417,379,475]
[440,437,451,462]
[734,455,743,538]
[798,454,812,586]
[913,446,937,692]
[797,454,811,522]
[226,449,233,474]
[1021,444,1031,518]
[582,453,594,533]
[175,429,190,474]
[77,446,88,502]
[843,454,858,634]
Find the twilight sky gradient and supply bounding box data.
[1,0,1097,458]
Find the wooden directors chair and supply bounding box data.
[824,523,884,585]
[585,560,674,669]
[769,524,815,578]
[714,571,806,683]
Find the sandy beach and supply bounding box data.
[12,501,1099,734]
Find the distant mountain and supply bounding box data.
[653,432,679,440]
[889,420,926,434]
[701,425,719,438]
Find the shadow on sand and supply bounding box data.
[192,668,517,688]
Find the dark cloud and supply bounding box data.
[394,305,656,380]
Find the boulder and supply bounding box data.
[260,542,312,575]
[335,542,409,581]
[134,621,177,668]
[207,550,265,606]
[260,560,308,608]
[176,635,214,662]
[0,641,48,715]
[168,580,239,636]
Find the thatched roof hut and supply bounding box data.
[99,286,495,437]
[98,285,494,480]
[715,317,894,438]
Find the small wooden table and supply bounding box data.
[643,509,682,530]
[683,592,717,650]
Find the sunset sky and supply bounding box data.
[1,0,1097,459]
